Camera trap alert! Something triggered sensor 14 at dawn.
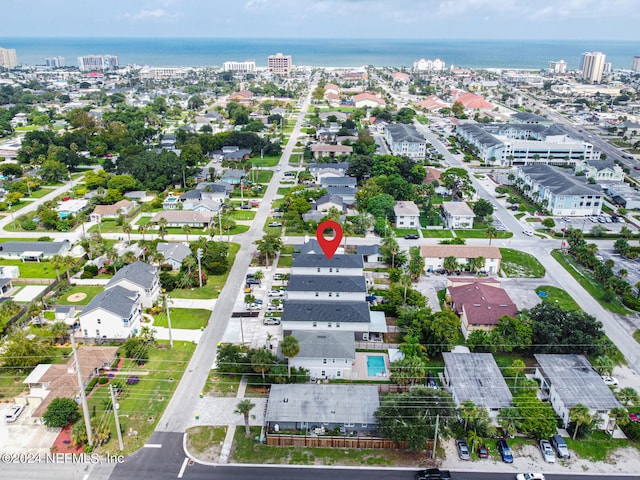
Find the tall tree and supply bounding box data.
[280,335,300,379]
[569,403,592,440]
[234,399,255,436]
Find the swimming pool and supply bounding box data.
[367,355,386,377]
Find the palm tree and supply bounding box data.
[253,270,264,282]
[443,255,458,274]
[569,403,592,440]
[616,387,639,407]
[61,256,75,283]
[475,255,486,272]
[49,321,70,344]
[138,224,147,241]
[497,407,519,438]
[255,234,283,267]
[122,251,137,265]
[50,254,63,282]
[182,225,192,242]
[510,359,526,390]
[399,335,426,358]
[609,407,629,436]
[234,399,255,436]
[123,223,132,243]
[250,348,273,381]
[281,335,300,379]
[106,247,119,272]
[157,218,169,240]
[28,302,43,323]
[460,400,478,431]
[467,429,483,454]
[593,356,614,376]
[183,255,197,275]
[486,226,497,245]
[399,273,412,304]
[382,235,400,268]
[618,268,629,279]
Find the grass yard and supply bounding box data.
[565,431,629,462]
[393,228,419,236]
[204,371,242,396]
[455,230,513,239]
[0,259,66,279]
[88,219,124,234]
[56,285,104,305]
[171,242,240,299]
[186,426,227,460]
[550,250,632,315]
[230,210,256,221]
[153,308,210,329]
[277,187,294,195]
[253,170,274,184]
[87,340,196,455]
[277,255,293,268]
[257,155,281,167]
[421,229,453,238]
[136,216,153,226]
[499,248,546,278]
[535,285,582,311]
[26,187,56,199]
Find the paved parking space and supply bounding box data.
[0,403,60,454]
[598,248,640,290]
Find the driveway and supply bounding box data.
[0,403,60,455]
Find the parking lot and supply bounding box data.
[0,403,60,454]
[597,248,640,292]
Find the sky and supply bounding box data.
[3,0,640,40]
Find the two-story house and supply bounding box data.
[104,261,160,308]
[394,201,420,229]
[441,202,475,229]
[288,330,355,380]
[78,286,142,340]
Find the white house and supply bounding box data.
[56,199,88,218]
[105,261,160,308]
[534,354,621,429]
[574,159,625,183]
[421,245,502,274]
[288,330,355,380]
[394,201,420,229]
[441,202,475,229]
[156,242,192,270]
[291,254,364,277]
[89,200,137,222]
[78,286,142,340]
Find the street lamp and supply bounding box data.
[196,248,203,288]
[164,295,174,348]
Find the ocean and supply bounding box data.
[0,37,638,70]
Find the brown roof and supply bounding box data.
[456,92,494,110]
[114,200,133,208]
[353,92,386,106]
[311,144,353,153]
[151,210,214,224]
[448,279,517,326]
[420,245,502,259]
[92,204,119,216]
[423,167,443,185]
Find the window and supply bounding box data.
[332,359,335,363]
[336,322,340,328]
[337,370,341,377]
[336,292,340,298]
[97,319,102,325]
[95,329,100,336]
[328,292,332,297]
[328,322,332,328]
[315,292,319,297]
[83,329,88,336]
[312,322,317,327]
[323,359,327,364]
[321,370,326,377]
[317,267,321,273]
[336,268,339,273]
[329,267,333,273]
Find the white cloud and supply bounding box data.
[124,8,178,21]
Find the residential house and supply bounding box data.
[54,306,76,326]
[229,89,254,103]
[286,275,367,302]
[441,202,475,229]
[157,242,192,270]
[22,346,118,420]
[314,194,346,213]
[394,201,420,229]
[89,200,137,222]
[0,240,71,261]
[353,92,386,109]
[446,278,518,338]
[384,123,426,159]
[310,144,353,159]
[56,199,89,219]
[124,191,149,203]
[291,254,364,277]
[323,84,341,97]
[0,265,19,279]
[356,245,381,263]
[105,261,160,308]
[534,354,621,429]
[265,384,379,434]
[453,91,495,110]
[420,245,502,274]
[602,183,640,210]
[179,189,226,212]
[150,210,214,228]
[288,331,355,380]
[574,159,625,183]
[516,164,603,216]
[0,278,14,296]
[443,352,513,417]
[416,95,448,112]
[221,168,245,185]
[320,176,357,205]
[78,286,143,339]
[308,162,350,183]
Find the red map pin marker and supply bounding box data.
[316,220,343,260]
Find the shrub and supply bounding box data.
[126,376,140,386]
[42,398,80,428]
[83,264,99,276]
[621,420,640,441]
[622,293,640,312]
[98,377,109,385]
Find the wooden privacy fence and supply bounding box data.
[266,434,416,450]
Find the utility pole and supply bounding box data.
[196,248,203,288]
[218,208,222,241]
[432,413,439,459]
[70,333,93,445]
[165,295,174,348]
[110,384,124,451]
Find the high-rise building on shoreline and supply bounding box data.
[632,56,640,72]
[581,51,606,83]
[548,60,567,74]
[77,55,119,71]
[413,58,445,72]
[0,47,18,69]
[45,56,65,68]
[222,60,256,73]
[268,53,292,75]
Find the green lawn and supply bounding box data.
[421,229,453,238]
[277,255,293,268]
[86,340,196,455]
[136,216,153,226]
[171,242,240,299]
[565,432,629,462]
[26,187,56,199]
[277,187,294,195]
[187,426,227,458]
[535,286,582,311]
[56,285,104,305]
[0,259,66,279]
[550,250,632,315]
[455,230,513,239]
[153,308,210,329]
[253,170,274,184]
[88,219,124,234]
[256,155,281,167]
[499,248,546,278]
[392,228,419,236]
[230,210,256,221]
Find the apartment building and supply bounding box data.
[0,48,18,69]
[222,60,256,73]
[581,51,606,83]
[268,53,292,75]
[77,55,119,71]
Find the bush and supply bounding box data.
[622,293,640,311]
[85,377,99,394]
[98,377,109,385]
[42,398,80,428]
[21,219,37,230]
[621,420,640,441]
[83,264,99,276]
[126,376,140,385]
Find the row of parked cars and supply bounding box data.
[455,434,570,463]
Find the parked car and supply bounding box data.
[246,277,261,285]
[629,413,640,423]
[497,438,514,463]
[478,444,489,458]
[404,234,419,240]
[268,290,284,297]
[456,439,470,460]
[268,222,283,227]
[240,204,252,210]
[550,434,571,459]
[516,474,545,480]
[263,317,281,325]
[4,405,24,423]
[416,468,451,480]
[522,230,534,237]
[602,376,619,386]
[539,439,556,463]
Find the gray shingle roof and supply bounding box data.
[309,162,349,172]
[443,352,513,409]
[320,177,357,187]
[292,254,363,269]
[511,112,549,123]
[0,240,70,255]
[157,243,192,263]
[290,330,355,359]
[457,123,503,147]
[356,244,380,255]
[385,123,425,143]
[535,354,621,410]
[107,261,157,290]
[520,164,603,196]
[282,300,371,323]
[81,286,140,318]
[287,275,366,293]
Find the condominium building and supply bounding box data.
[77,55,119,71]
[581,51,606,83]
[222,60,256,73]
[384,123,426,159]
[0,48,18,69]
[267,53,292,75]
[632,56,640,72]
[45,56,65,68]
[548,60,567,74]
[413,58,446,72]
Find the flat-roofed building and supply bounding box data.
[268,53,292,75]
[222,60,256,72]
[0,48,18,69]
[421,245,502,274]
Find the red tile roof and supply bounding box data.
[448,279,517,326]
